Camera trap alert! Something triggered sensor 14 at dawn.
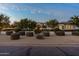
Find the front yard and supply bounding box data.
[0,31,79,46]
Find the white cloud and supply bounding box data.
[0,3,79,22]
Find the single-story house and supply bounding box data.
[36,22,79,30]
[58,22,76,30]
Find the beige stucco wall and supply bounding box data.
[58,24,64,30]
[58,24,75,30]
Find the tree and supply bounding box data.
[46,19,59,28]
[42,24,47,28]
[0,14,10,28]
[0,14,4,28]
[11,21,20,28]
[70,16,79,27]
[0,14,4,22]
[2,16,10,28]
[16,18,37,30]
[28,20,37,30]
[18,18,29,28]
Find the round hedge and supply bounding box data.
[72,31,79,36]
[36,34,44,39]
[43,31,50,36]
[55,31,65,36]
[6,31,13,35]
[14,28,21,32]
[18,31,25,36]
[26,31,34,37]
[11,33,20,40]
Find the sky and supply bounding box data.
[0,3,79,23]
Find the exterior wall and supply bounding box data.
[58,24,75,30]
[58,24,64,30]
[36,22,76,30]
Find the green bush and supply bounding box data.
[26,31,34,37]
[77,29,79,32]
[18,31,25,36]
[42,29,49,31]
[54,28,60,31]
[34,29,42,34]
[28,28,33,31]
[0,27,2,34]
[55,31,65,36]
[11,33,20,40]
[14,28,21,32]
[0,27,2,31]
[43,31,50,36]
[6,31,13,35]
[72,31,79,36]
[36,34,44,39]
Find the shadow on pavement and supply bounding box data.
[0,46,79,56]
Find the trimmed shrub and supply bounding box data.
[18,31,25,36]
[28,28,33,31]
[26,31,34,37]
[6,31,13,35]
[0,27,2,31]
[42,29,49,31]
[36,34,44,39]
[22,28,33,31]
[14,28,21,32]
[34,29,42,34]
[55,31,65,36]
[0,27,2,34]
[11,33,20,40]
[54,28,61,32]
[43,31,50,36]
[72,31,79,36]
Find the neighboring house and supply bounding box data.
[36,22,47,30]
[36,22,78,30]
[58,22,76,30]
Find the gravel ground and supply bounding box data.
[0,31,79,46]
[0,31,79,56]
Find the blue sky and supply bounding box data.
[0,3,79,23]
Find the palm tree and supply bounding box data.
[46,19,59,28]
[70,16,79,27]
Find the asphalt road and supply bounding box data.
[0,46,79,56]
